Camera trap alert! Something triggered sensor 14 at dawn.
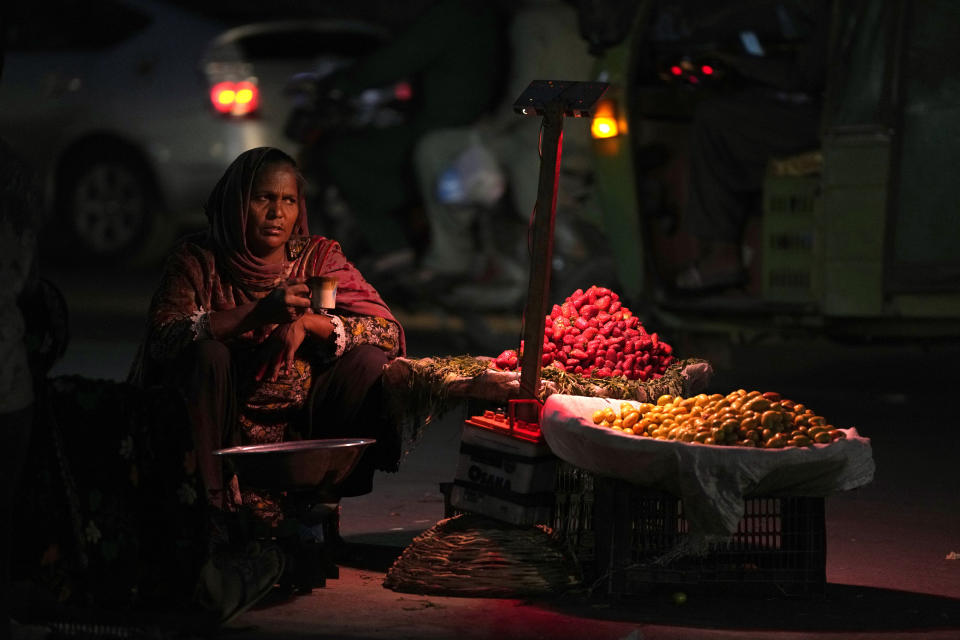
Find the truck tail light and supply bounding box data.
[591,98,621,139]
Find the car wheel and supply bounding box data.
[58,150,156,262]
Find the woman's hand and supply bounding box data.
[257,318,308,381]
[208,280,311,341]
[255,311,338,381]
[255,279,312,326]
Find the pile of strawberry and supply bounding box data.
[492,286,674,381]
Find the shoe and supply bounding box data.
[439,258,528,311]
[194,542,285,625]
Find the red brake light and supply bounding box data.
[210,80,260,116]
[394,80,413,101]
[701,65,714,75]
[211,82,235,113]
[670,65,682,76]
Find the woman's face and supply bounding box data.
[244,163,300,262]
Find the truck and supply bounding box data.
[581,0,960,343]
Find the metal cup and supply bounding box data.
[307,276,338,311]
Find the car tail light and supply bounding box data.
[591,98,621,139]
[210,80,260,116]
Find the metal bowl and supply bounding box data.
[213,438,376,494]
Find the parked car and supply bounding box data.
[0,0,388,264]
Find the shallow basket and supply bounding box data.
[383,513,581,598]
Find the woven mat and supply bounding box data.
[383,514,582,598]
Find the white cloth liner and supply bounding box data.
[541,394,875,549]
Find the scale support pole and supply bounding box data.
[511,80,609,415]
[518,103,564,402]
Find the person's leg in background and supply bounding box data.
[412,127,481,285]
[676,90,821,292]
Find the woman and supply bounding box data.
[129,146,405,622]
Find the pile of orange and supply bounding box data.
[591,390,846,449]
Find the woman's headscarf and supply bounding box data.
[202,146,406,354]
[204,147,309,293]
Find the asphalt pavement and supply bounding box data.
[36,263,960,639]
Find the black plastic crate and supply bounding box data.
[550,463,597,579]
[590,475,826,597]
